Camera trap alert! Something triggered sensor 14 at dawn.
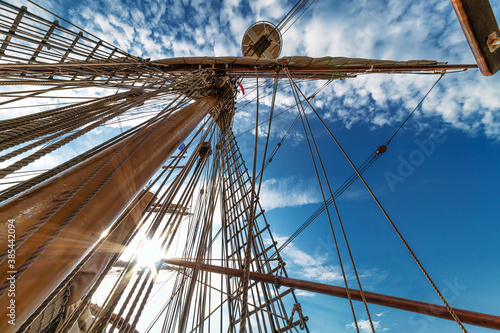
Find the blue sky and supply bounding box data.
[4,0,500,332]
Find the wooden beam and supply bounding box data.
[29,20,58,62]
[0,62,478,80]
[0,5,26,58]
[164,258,500,331]
[451,0,500,75]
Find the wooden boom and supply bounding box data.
[164,258,500,330]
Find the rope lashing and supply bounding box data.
[288,303,306,329]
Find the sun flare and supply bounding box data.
[135,240,164,271]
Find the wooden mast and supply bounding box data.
[0,96,217,332]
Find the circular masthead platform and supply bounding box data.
[241,21,283,59]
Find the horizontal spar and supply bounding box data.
[152,64,478,79]
[164,258,500,330]
[152,56,478,77]
[0,56,478,80]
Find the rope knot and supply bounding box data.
[274,275,281,289]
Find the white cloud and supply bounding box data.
[259,176,321,211]
[294,290,316,297]
[269,234,389,289]
[273,235,345,283]
[249,0,286,22]
[346,319,389,333]
[49,0,500,141]
[272,0,500,141]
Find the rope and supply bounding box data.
[0,88,130,142]
[274,73,445,255]
[238,69,261,333]
[87,107,217,333]
[0,90,156,178]
[217,130,306,331]
[117,269,152,333]
[299,72,468,333]
[281,0,316,35]
[53,149,187,333]
[286,69,362,332]
[0,92,183,298]
[287,303,305,330]
[277,0,316,35]
[0,93,183,265]
[385,73,445,146]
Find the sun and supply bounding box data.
[135,240,165,271]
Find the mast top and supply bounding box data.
[241,21,283,59]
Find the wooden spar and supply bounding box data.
[450,0,500,76]
[0,62,478,79]
[153,64,478,81]
[164,258,500,330]
[0,96,217,332]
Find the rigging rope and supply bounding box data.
[287,70,364,332]
[293,71,379,332]
[277,0,316,35]
[295,72,469,333]
[56,119,213,333]
[275,72,446,255]
[385,73,445,146]
[86,97,218,333]
[239,68,261,333]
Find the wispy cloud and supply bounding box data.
[346,319,390,333]
[271,235,388,287]
[34,0,500,142]
[275,235,344,283]
[259,176,321,211]
[294,290,316,298]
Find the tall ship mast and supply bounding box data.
[0,0,499,332]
